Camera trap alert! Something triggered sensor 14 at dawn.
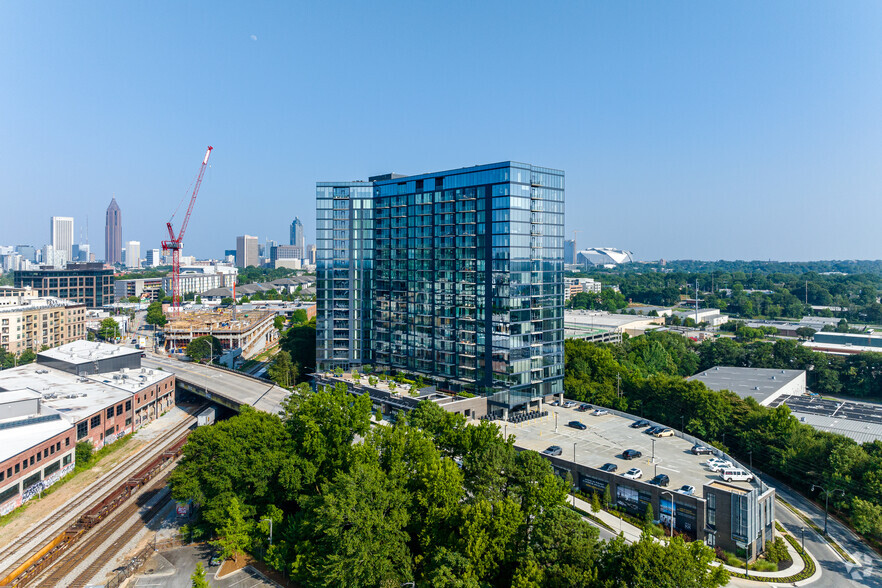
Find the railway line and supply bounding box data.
[0,411,199,587]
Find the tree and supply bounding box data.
[603,484,612,510]
[213,496,252,561]
[268,350,298,389]
[279,320,316,383]
[851,497,882,539]
[221,297,234,305]
[190,562,209,588]
[75,441,93,465]
[145,301,167,328]
[644,502,654,527]
[291,308,308,325]
[98,318,121,341]
[273,316,285,332]
[795,326,816,340]
[18,349,36,365]
[186,335,221,363]
[590,492,601,513]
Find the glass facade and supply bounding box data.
[316,162,564,410]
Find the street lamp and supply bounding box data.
[651,439,656,463]
[810,484,845,536]
[572,442,577,507]
[661,490,675,538]
[801,527,805,553]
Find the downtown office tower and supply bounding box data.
[316,162,564,412]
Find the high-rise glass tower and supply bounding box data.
[105,198,122,265]
[51,216,74,259]
[290,218,304,247]
[317,162,564,411]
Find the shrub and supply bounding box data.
[765,537,788,564]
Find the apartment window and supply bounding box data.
[0,471,4,482]
[106,407,114,419]
[56,442,61,451]
[116,405,123,416]
[5,468,10,478]
[36,452,41,462]
[50,445,55,455]
[0,485,19,504]
[707,492,716,527]
[125,400,131,411]
[77,422,88,440]
[65,437,70,447]
[14,464,20,474]
[43,449,48,458]
[105,426,115,439]
[90,415,101,429]
[29,456,34,466]
[63,454,72,466]
[125,417,132,426]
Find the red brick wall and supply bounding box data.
[0,426,75,515]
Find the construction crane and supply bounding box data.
[162,146,213,315]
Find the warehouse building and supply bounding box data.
[688,366,806,406]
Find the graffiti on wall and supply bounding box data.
[21,463,75,504]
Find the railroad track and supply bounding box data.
[0,411,199,585]
[30,472,174,588]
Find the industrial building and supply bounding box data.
[671,307,729,327]
[14,263,114,309]
[688,366,806,406]
[317,162,565,411]
[0,287,86,354]
[565,310,664,338]
[804,331,882,355]
[0,341,176,516]
[163,307,278,359]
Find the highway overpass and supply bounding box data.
[142,354,288,415]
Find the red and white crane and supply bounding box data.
[162,146,213,315]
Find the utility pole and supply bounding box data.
[616,373,621,399]
[695,279,699,325]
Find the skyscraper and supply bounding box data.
[564,239,576,265]
[236,235,259,268]
[51,216,74,259]
[317,162,565,411]
[290,217,304,250]
[105,198,122,265]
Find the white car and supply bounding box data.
[676,485,696,495]
[563,401,577,408]
[592,409,610,416]
[621,468,643,479]
[707,458,733,472]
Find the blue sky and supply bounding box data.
[2,1,881,261]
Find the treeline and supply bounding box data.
[170,385,728,588]
[576,265,882,322]
[565,336,882,543]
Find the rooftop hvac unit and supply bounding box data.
[66,393,77,399]
[148,370,153,375]
[113,375,120,380]
[79,393,87,397]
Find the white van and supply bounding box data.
[720,468,754,483]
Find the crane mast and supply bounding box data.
[162,146,213,316]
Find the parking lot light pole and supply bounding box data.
[801,527,805,552]
[810,484,845,535]
[661,490,674,538]
[651,439,656,463]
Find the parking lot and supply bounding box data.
[770,394,882,425]
[505,402,757,494]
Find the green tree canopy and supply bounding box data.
[98,318,121,341]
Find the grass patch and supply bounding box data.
[725,530,816,582]
[568,504,616,533]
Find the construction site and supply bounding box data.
[163,307,278,360]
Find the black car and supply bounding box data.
[645,426,663,435]
[630,419,651,429]
[691,444,713,455]
[567,420,587,430]
[599,463,618,472]
[649,474,670,487]
[576,403,592,412]
[622,449,642,460]
[543,445,563,456]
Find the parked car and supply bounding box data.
[577,403,592,412]
[567,420,587,430]
[677,484,696,495]
[653,428,674,438]
[622,468,643,479]
[630,419,651,429]
[622,449,642,460]
[721,468,754,482]
[592,408,610,416]
[563,401,577,408]
[707,458,733,472]
[543,445,563,456]
[549,400,560,407]
[691,444,713,455]
[649,474,670,487]
[645,426,663,435]
[599,463,618,472]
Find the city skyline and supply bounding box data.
[3,3,882,261]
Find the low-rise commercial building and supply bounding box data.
[114,277,164,301]
[0,287,86,354]
[14,263,114,308]
[564,277,601,301]
[0,341,176,515]
[688,366,806,406]
[672,308,729,327]
[565,310,664,338]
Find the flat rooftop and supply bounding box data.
[0,410,72,462]
[507,402,760,494]
[564,311,663,329]
[0,364,133,423]
[39,341,141,365]
[687,366,804,404]
[0,388,41,404]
